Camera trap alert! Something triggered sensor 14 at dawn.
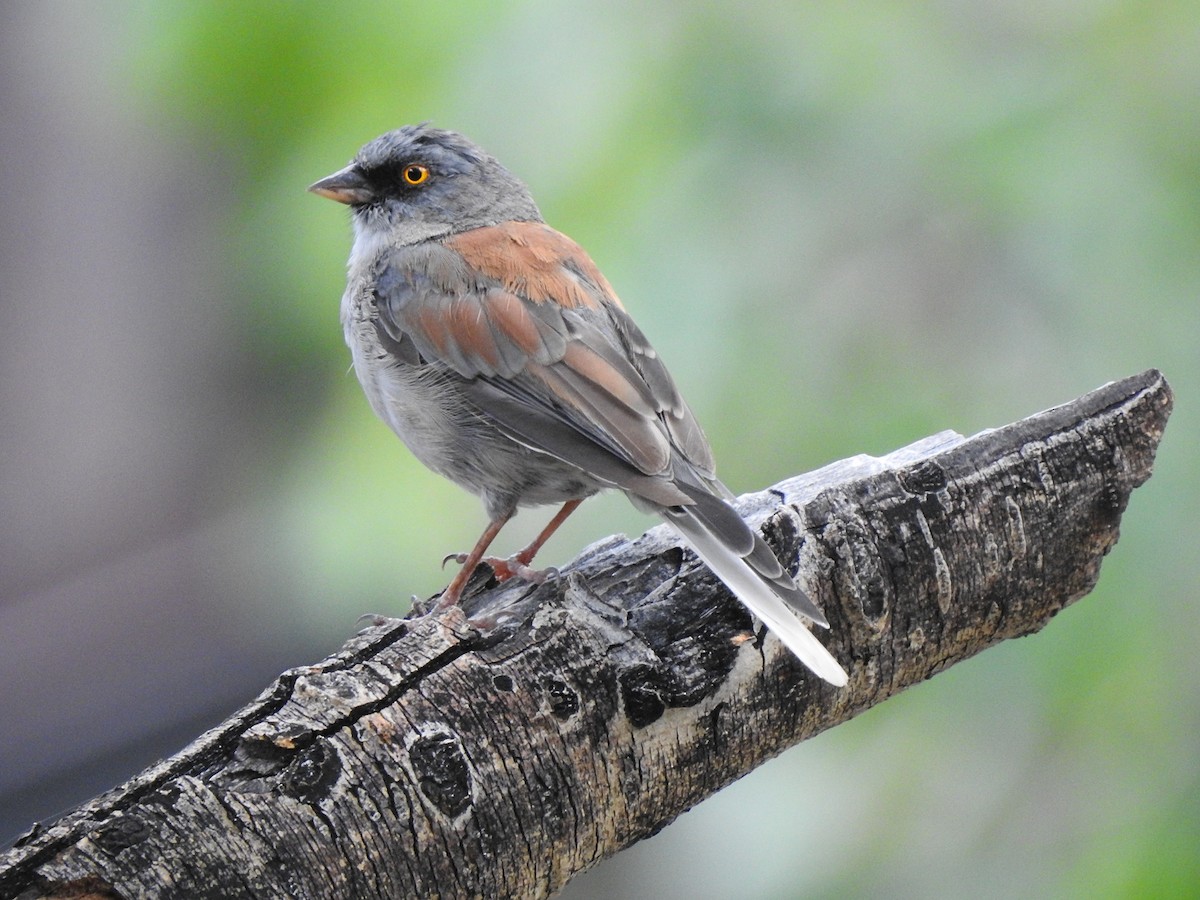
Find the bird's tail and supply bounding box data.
[664,506,848,687]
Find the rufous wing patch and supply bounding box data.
[560,342,646,411]
[447,222,623,310]
[413,301,452,359]
[445,295,501,373]
[482,288,550,359]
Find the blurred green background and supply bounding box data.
[0,2,1195,896]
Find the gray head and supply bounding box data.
[310,124,543,245]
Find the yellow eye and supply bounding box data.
[403,164,430,185]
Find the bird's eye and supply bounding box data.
[403,164,430,186]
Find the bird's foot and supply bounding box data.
[485,555,559,585]
[442,551,557,585]
[356,612,405,629]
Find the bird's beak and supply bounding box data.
[309,164,373,205]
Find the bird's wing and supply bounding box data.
[373,222,712,494]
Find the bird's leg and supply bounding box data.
[444,499,583,591]
[485,499,583,582]
[435,513,512,610]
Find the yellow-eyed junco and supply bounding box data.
[310,124,847,686]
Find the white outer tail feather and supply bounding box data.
[670,520,849,687]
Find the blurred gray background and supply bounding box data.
[1,3,1195,897]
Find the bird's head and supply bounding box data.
[310,123,542,246]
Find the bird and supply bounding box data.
[309,124,847,686]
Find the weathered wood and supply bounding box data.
[0,370,1171,900]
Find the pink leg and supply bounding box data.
[435,513,512,610]
[488,499,583,580]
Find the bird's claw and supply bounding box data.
[356,612,402,629]
[442,552,467,569]
[535,565,561,582]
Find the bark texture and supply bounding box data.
[0,370,1172,900]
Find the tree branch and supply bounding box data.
[0,370,1172,900]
